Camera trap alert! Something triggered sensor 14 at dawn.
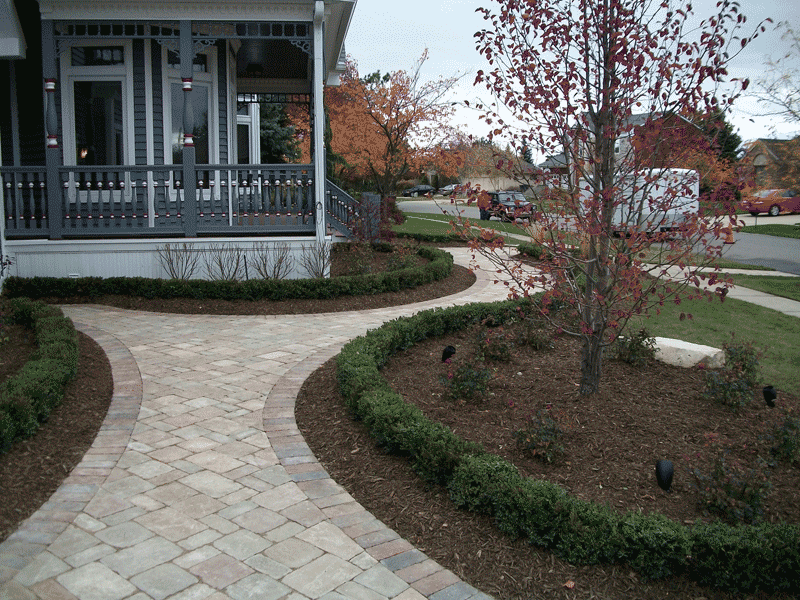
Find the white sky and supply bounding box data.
[344,0,800,158]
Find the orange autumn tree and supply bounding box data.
[327,52,464,195]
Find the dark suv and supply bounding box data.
[479,191,534,222]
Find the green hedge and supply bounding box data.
[335,300,800,594]
[1,247,453,302]
[0,299,79,452]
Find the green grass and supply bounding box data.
[738,224,800,239]
[630,294,800,395]
[731,275,800,302]
[396,213,535,238]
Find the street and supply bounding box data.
[398,199,800,275]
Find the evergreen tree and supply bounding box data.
[260,104,300,164]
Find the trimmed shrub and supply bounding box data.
[1,247,454,303]
[0,300,80,451]
[334,296,800,594]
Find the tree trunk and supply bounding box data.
[579,333,603,396]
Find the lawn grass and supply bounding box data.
[730,275,800,302]
[629,294,800,395]
[738,223,800,239]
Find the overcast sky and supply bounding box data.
[344,0,800,157]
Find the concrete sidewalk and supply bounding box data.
[0,248,795,600]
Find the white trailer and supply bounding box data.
[580,169,700,235]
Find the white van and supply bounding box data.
[580,169,699,235]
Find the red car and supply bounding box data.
[740,189,800,216]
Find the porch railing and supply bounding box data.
[2,164,318,238]
[325,182,380,240]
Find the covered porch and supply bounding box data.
[1,0,360,279]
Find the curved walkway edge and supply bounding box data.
[0,249,504,600]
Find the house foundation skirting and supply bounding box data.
[4,236,332,280]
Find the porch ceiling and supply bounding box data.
[38,0,356,86]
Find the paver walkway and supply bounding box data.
[1,248,795,600]
[0,249,513,600]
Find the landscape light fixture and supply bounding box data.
[655,459,674,492]
[763,385,777,408]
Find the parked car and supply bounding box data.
[437,183,461,196]
[479,191,535,222]
[739,189,800,216]
[402,184,436,197]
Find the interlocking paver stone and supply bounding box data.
[213,530,271,561]
[354,566,409,598]
[100,537,182,578]
[188,553,254,589]
[57,562,137,600]
[282,554,362,599]
[263,538,323,569]
[3,251,507,600]
[296,523,363,561]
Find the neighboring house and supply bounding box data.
[540,113,706,186]
[458,144,534,193]
[536,152,569,188]
[0,0,358,280]
[740,137,800,190]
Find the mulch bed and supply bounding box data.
[295,319,800,600]
[0,329,113,542]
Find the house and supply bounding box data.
[0,0,359,281]
[740,137,800,190]
[539,113,707,187]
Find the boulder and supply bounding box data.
[653,337,725,369]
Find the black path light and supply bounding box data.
[442,345,456,362]
[655,459,674,492]
[763,385,777,408]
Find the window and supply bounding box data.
[60,41,133,166]
[74,81,124,165]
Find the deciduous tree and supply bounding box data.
[463,0,765,395]
[752,21,800,124]
[326,53,464,195]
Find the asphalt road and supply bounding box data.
[399,199,800,275]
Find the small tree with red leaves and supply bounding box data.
[460,0,767,395]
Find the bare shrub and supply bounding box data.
[157,243,201,280]
[203,244,244,281]
[299,241,331,279]
[251,242,295,280]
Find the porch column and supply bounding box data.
[42,19,62,239]
[313,1,326,241]
[180,20,197,237]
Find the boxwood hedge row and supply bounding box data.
[1,246,453,302]
[335,299,800,594]
[0,299,79,452]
